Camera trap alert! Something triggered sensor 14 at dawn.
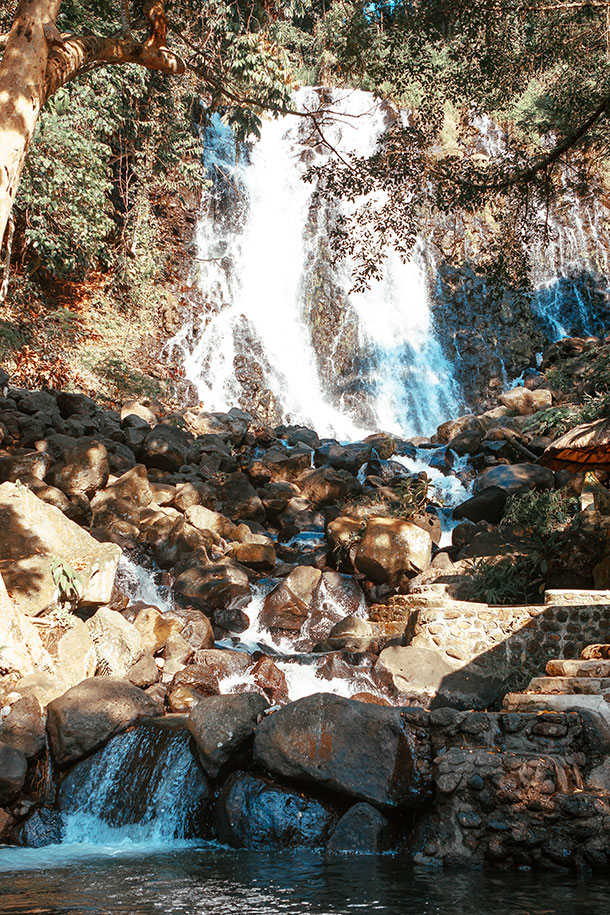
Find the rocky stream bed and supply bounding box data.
[3,340,610,872]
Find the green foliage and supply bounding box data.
[469,553,547,606]
[51,557,83,605]
[502,489,578,539]
[392,475,431,519]
[523,406,579,437]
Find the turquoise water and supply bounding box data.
[0,843,607,915]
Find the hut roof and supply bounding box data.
[539,416,610,472]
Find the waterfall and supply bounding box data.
[58,721,209,846]
[169,88,460,440]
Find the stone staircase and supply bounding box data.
[504,641,610,724]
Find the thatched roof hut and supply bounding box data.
[539,417,610,472]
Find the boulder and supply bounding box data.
[248,447,312,484]
[126,654,159,689]
[314,442,372,475]
[48,439,109,497]
[187,692,269,778]
[173,481,216,512]
[168,651,252,708]
[376,646,502,711]
[453,486,508,524]
[257,481,300,516]
[15,808,65,847]
[299,467,361,507]
[259,566,322,632]
[472,463,554,495]
[142,424,192,471]
[0,696,46,757]
[174,560,251,611]
[0,482,121,608]
[92,464,153,511]
[218,473,265,522]
[184,504,237,539]
[0,742,27,803]
[50,618,97,686]
[133,606,183,655]
[355,517,432,584]
[249,656,290,705]
[120,401,157,426]
[226,542,276,570]
[0,571,52,678]
[86,607,145,677]
[498,386,545,416]
[47,677,160,767]
[436,415,485,444]
[327,802,389,855]
[215,772,337,849]
[254,693,431,808]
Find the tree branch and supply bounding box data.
[0,216,15,305]
[44,31,185,101]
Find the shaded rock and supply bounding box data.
[127,654,159,689]
[16,808,64,847]
[174,560,251,611]
[248,446,312,485]
[142,424,191,471]
[47,677,160,767]
[169,651,252,707]
[0,742,27,803]
[121,401,157,426]
[86,607,144,677]
[260,566,322,632]
[376,646,502,711]
[48,439,109,497]
[0,696,46,758]
[453,486,508,524]
[187,692,269,778]
[355,517,432,584]
[219,473,265,522]
[257,481,300,516]
[0,482,121,608]
[133,606,183,655]
[276,498,325,540]
[314,442,372,475]
[299,466,361,507]
[473,463,554,495]
[327,802,389,855]
[215,772,337,849]
[254,693,431,808]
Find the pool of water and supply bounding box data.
[0,843,607,915]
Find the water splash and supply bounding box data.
[116,555,174,614]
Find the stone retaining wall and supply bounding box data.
[404,594,610,680]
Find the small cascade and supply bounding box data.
[59,721,209,845]
[170,88,460,439]
[115,555,174,614]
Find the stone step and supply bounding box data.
[503,691,610,720]
[582,644,610,660]
[547,659,610,678]
[527,676,610,695]
[545,589,610,606]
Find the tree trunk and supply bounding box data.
[0,0,62,251]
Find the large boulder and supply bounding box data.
[173,560,251,611]
[86,607,144,676]
[314,442,372,475]
[187,692,269,778]
[47,677,160,767]
[259,566,322,632]
[218,473,265,522]
[298,467,361,507]
[215,772,337,849]
[327,802,389,855]
[376,646,502,711]
[472,463,554,495]
[0,742,27,803]
[184,505,237,539]
[0,482,121,609]
[453,486,508,524]
[248,447,312,485]
[254,693,431,808]
[355,517,432,584]
[142,424,192,471]
[47,439,109,497]
[0,571,52,677]
[133,606,183,655]
[0,696,46,758]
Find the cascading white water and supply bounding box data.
[169,88,460,439]
[59,723,209,846]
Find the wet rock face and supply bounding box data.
[187,692,269,779]
[327,802,390,855]
[0,742,27,804]
[214,772,337,849]
[253,693,431,808]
